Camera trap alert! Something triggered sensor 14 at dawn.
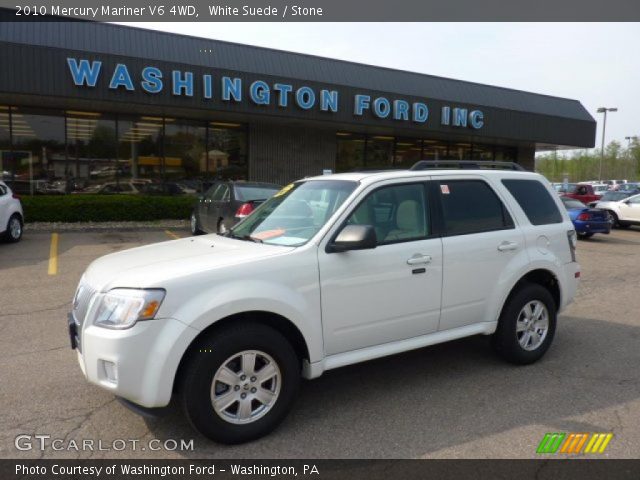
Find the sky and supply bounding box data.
[121,22,640,153]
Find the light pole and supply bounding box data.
[597,107,618,181]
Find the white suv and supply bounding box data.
[68,163,580,444]
[0,181,24,242]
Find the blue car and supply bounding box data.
[561,197,611,239]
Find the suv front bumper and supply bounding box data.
[69,314,200,408]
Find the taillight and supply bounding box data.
[577,213,591,221]
[235,203,254,218]
[567,230,577,262]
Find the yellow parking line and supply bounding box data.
[165,230,181,240]
[48,233,59,276]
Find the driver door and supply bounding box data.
[318,181,443,356]
[619,194,640,222]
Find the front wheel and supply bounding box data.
[4,214,23,243]
[492,283,557,365]
[180,323,300,444]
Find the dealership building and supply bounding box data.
[0,13,597,191]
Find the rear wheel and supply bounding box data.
[492,283,557,365]
[4,214,23,243]
[180,323,300,444]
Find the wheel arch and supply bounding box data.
[501,268,561,319]
[173,310,310,394]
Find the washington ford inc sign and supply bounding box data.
[67,58,485,129]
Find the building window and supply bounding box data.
[336,132,366,172]
[495,146,517,161]
[0,106,10,180]
[207,122,248,181]
[164,119,207,187]
[11,107,65,193]
[472,143,494,161]
[67,111,117,193]
[366,135,394,169]
[117,115,164,189]
[394,138,422,169]
[422,140,448,160]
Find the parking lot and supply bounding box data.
[1,227,640,459]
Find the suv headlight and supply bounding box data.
[93,288,165,330]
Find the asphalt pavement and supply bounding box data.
[1,227,639,459]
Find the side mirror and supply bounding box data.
[327,225,377,253]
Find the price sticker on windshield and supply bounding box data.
[440,184,450,194]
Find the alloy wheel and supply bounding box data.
[210,350,281,425]
[516,300,549,351]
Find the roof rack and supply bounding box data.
[410,160,525,172]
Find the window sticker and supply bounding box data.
[440,184,450,195]
[274,183,294,197]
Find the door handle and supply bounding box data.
[407,254,432,265]
[497,241,518,252]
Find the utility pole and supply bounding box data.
[597,107,618,181]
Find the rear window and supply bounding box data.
[438,180,513,236]
[235,186,280,202]
[502,179,563,225]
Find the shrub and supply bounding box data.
[21,195,195,223]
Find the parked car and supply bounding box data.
[0,181,24,242]
[553,182,577,195]
[587,189,640,208]
[560,197,610,239]
[139,182,196,195]
[82,182,142,195]
[594,192,640,228]
[69,163,580,444]
[562,183,603,204]
[616,182,640,193]
[190,181,281,235]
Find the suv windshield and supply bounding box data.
[229,180,358,246]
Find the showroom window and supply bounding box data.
[336,132,366,172]
[0,106,9,179]
[207,122,248,181]
[394,138,422,169]
[118,115,164,187]
[164,119,207,189]
[67,111,117,193]
[366,135,395,170]
[11,107,66,194]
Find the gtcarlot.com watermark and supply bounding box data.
[15,434,194,452]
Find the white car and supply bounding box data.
[69,163,580,444]
[595,191,640,228]
[0,181,24,243]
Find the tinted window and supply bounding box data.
[235,186,280,202]
[439,180,513,235]
[212,184,229,201]
[561,197,586,210]
[347,183,429,244]
[502,179,563,225]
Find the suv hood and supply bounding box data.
[84,234,293,291]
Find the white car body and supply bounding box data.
[595,192,640,225]
[71,169,580,411]
[0,181,24,241]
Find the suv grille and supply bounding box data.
[72,283,96,327]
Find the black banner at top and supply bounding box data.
[1,0,640,21]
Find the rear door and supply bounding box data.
[436,176,525,331]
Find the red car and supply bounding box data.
[562,184,602,204]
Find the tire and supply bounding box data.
[179,323,300,444]
[577,232,593,239]
[608,211,624,229]
[3,214,23,243]
[492,283,557,365]
[190,212,204,236]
